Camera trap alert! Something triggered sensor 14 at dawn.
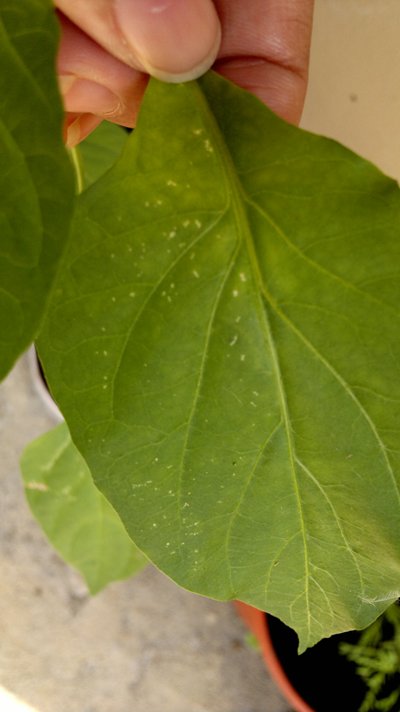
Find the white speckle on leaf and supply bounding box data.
[129,291,136,298]
[152,523,157,527]
[253,391,259,397]
[229,335,238,347]
[250,401,257,408]
[195,219,202,229]
[240,354,246,362]
[111,296,116,302]
[192,269,199,278]
[145,201,150,207]
[168,230,176,239]
[156,199,163,206]
[232,290,239,297]
[183,220,190,228]
[103,350,108,356]
[183,502,190,508]
[26,482,48,492]
[239,272,247,282]
[204,139,214,153]
[167,179,177,187]
[101,326,106,332]
[193,128,203,136]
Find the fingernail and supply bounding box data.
[58,75,77,95]
[114,0,221,82]
[65,115,82,147]
[65,114,102,147]
[59,76,122,119]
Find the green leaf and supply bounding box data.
[20,423,147,594]
[37,72,400,649]
[0,0,74,380]
[76,122,128,190]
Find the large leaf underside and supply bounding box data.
[0,0,74,379]
[38,73,400,649]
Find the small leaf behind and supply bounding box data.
[76,122,129,190]
[21,423,147,594]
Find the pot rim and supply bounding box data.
[234,601,314,712]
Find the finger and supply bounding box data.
[57,13,148,141]
[55,0,221,82]
[214,0,314,124]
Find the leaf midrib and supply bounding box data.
[193,80,311,624]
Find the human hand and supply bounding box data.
[55,0,314,146]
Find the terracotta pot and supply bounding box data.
[234,601,314,712]
[234,602,378,712]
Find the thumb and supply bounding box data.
[115,0,221,81]
[56,0,221,82]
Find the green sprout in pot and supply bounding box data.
[340,602,400,712]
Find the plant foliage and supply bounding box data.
[0,0,74,378]
[340,603,400,711]
[3,0,400,651]
[21,423,147,593]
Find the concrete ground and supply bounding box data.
[1,2,400,711]
[0,357,287,712]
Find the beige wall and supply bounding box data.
[301,0,400,181]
